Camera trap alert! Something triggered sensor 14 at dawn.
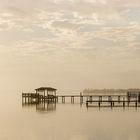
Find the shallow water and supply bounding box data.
[0,93,140,140]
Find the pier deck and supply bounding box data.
[22,92,140,108]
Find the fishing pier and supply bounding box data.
[22,87,140,108]
[22,92,85,104]
[86,94,140,108]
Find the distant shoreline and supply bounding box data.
[83,88,140,94]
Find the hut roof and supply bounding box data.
[35,87,57,91]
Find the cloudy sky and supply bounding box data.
[0,0,140,92]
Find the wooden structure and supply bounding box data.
[86,92,140,108]
[22,87,57,104]
[35,87,57,98]
[56,93,83,104]
[22,89,140,108]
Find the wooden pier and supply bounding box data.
[22,93,140,107]
[22,92,85,104]
[86,94,140,108]
[22,87,140,108]
[56,93,84,104]
[22,93,57,104]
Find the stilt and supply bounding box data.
[80,92,83,104]
[138,92,140,103]
[80,96,83,104]
[62,96,65,103]
[123,100,125,107]
[135,101,137,108]
[108,96,111,102]
[98,101,100,107]
[128,101,130,107]
[25,94,26,104]
[86,101,88,108]
[111,101,112,108]
[99,96,102,103]
[118,96,120,103]
[56,96,58,103]
[89,96,92,103]
[71,96,74,103]
[22,93,24,103]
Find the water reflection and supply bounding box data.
[22,102,56,113]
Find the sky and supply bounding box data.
[0,0,140,93]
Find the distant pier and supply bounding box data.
[22,92,85,104]
[22,87,140,108]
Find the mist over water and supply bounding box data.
[0,92,140,140]
[0,0,140,139]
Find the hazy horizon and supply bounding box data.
[0,0,140,93]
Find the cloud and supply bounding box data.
[0,0,140,61]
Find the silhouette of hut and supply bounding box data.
[35,87,57,97]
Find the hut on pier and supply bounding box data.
[35,87,57,98]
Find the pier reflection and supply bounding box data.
[36,102,56,112]
[22,101,56,113]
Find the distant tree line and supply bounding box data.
[83,88,140,95]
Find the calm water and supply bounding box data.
[0,93,140,140]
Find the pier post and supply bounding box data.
[99,96,102,103]
[113,101,115,106]
[89,96,92,103]
[108,96,111,102]
[118,96,120,103]
[135,101,137,108]
[40,95,41,102]
[64,96,65,103]
[123,101,125,107]
[22,93,24,103]
[98,101,101,107]
[30,94,33,104]
[62,96,65,103]
[80,92,83,104]
[123,97,125,108]
[42,95,43,102]
[56,96,58,103]
[30,94,32,104]
[25,94,27,103]
[36,94,38,103]
[43,96,45,103]
[128,100,130,107]
[86,101,88,108]
[127,92,130,106]
[71,96,74,103]
[38,95,40,103]
[138,92,140,103]
[110,101,112,108]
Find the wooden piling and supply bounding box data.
[118,96,120,103]
[110,101,112,108]
[122,97,124,107]
[139,92,140,103]
[71,96,74,103]
[86,101,88,108]
[98,101,100,107]
[25,94,27,103]
[62,96,65,103]
[135,101,137,107]
[108,96,112,102]
[22,92,140,108]
[80,92,83,104]
[99,96,102,103]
